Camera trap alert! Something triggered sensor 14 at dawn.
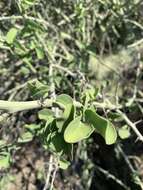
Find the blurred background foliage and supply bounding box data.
[0,0,143,190]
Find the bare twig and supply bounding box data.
[52,64,76,78]
[50,162,58,190]
[124,19,143,31]
[94,164,129,190]
[117,144,143,189]
[43,44,58,190]
[43,155,54,190]
[128,38,143,48]
[0,99,53,113]
[0,15,56,32]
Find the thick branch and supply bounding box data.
[0,99,53,113]
[0,99,82,113]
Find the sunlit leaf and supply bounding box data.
[59,159,70,170]
[35,47,44,59]
[56,94,75,133]
[6,28,18,44]
[118,125,131,139]
[38,109,54,121]
[24,124,41,130]
[56,94,73,108]
[18,131,33,143]
[85,109,117,145]
[64,117,94,143]
[0,153,10,169]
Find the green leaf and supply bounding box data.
[28,80,49,98]
[56,105,75,133]
[85,109,117,145]
[18,131,33,143]
[49,133,72,155]
[23,57,37,74]
[6,28,18,44]
[0,153,11,169]
[24,124,41,130]
[35,47,44,60]
[84,87,99,100]
[118,125,131,139]
[59,159,70,170]
[56,94,75,133]
[38,109,54,121]
[21,0,38,10]
[56,94,73,108]
[20,66,30,75]
[64,117,94,143]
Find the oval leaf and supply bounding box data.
[59,159,70,170]
[18,131,33,143]
[64,117,94,143]
[0,153,10,170]
[56,94,73,108]
[6,28,18,44]
[38,109,54,121]
[85,109,117,145]
[118,125,131,139]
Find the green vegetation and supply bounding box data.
[0,0,143,189]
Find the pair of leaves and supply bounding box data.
[64,109,117,145]
[38,95,117,151]
[85,109,117,145]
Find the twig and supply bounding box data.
[0,99,53,113]
[52,64,76,78]
[0,98,81,113]
[50,162,58,190]
[43,44,59,190]
[128,38,143,48]
[0,15,56,32]
[43,155,53,190]
[117,110,143,143]
[117,144,143,189]
[124,19,143,31]
[93,101,122,110]
[94,164,129,190]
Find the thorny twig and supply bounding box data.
[94,164,130,190]
[117,109,143,143]
[117,144,143,190]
